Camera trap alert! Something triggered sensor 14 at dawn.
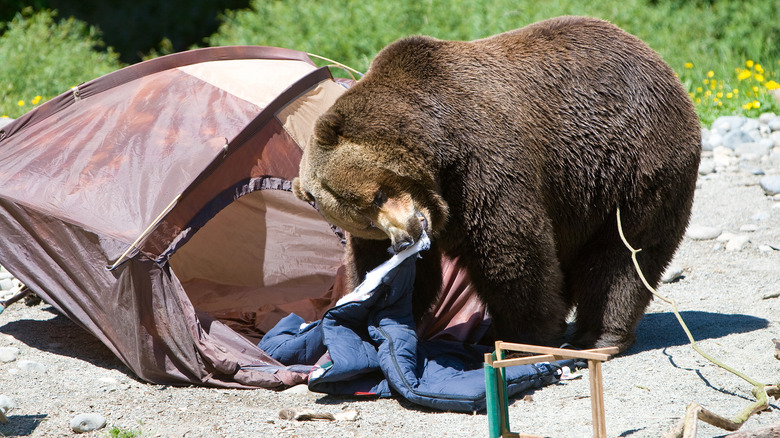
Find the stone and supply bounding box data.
[751,211,770,221]
[686,225,722,240]
[703,131,723,150]
[712,115,746,134]
[0,118,13,130]
[713,146,734,168]
[769,117,780,132]
[16,360,46,372]
[0,279,13,291]
[660,265,684,283]
[760,175,780,196]
[738,164,764,175]
[0,394,15,424]
[70,413,106,433]
[771,132,780,148]
[723,130,755,149]
[739,224,758,232]
[698,159,715,175]
[741,118,760,133]
[759,112,777,124]
[0,347,19,363]
[282,384,311,395]
[725,235,751,252]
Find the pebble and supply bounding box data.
[712,115,745,134]
[723,130,754,149]
[758,112,776,124]
[725,235,751,252]
[660,265,684,283]
[739,224,758,232]
[282,384,311,395]
[0,278,13,291]
[0,347,19,363]
[717,232,736,242]
[0,394,14,424]
[685,225,722,240]
[16,360,46,372]
[735,141,772,159]
[712,146,734,168]
[698,159,715,175]
[760,175,780,195]
[750,211,770,221]
[769,118,780,132]
[70,413,107,433]
[98,377,119,385]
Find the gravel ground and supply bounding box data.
[1,142,780,437]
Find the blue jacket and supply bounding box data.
[258,254,572,412]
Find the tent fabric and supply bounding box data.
[258,241,570,412]
[0,46,348,388]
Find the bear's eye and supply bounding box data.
[373,191,387,208]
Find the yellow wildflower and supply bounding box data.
[684,62,693,69]
[726,92,733,99]
[1,115,8,119]
[766,80,780,90]
[703,79,709,85]
[755,64,764,74]
[696,86,703,93]
[737,70,751,81]
[716,92,723,98]
[707,70,714,78]
[755,74,765,83]
[755,101,761,108]
[32,95,42,105]
[17,100,24,106]
[746,60,754,68]
[752,86,759,93]
[734,88,739,95]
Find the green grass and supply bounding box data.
[2,1,780,125]
[106,424,143,438]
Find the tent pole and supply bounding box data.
[107,194,181,270]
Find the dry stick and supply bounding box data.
[615,208,778,437]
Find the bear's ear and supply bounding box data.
[313,111,343,148]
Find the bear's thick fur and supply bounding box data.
[293,16,701,351]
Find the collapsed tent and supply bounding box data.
[0,46,569,408]
[0,46,351,388]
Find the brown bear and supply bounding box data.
[293,16,701,352]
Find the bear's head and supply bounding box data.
[292,106,449,253]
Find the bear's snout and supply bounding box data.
[387,212,425,253]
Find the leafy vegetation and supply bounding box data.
[0,8,122,118]
[106,425,143,438]
[2,1,780,124]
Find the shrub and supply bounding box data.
[0,8,123,118]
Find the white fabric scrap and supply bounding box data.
[336,231,431,307]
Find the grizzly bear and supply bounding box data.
[293,16,701,352]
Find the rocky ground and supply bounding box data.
[1,113,780,437]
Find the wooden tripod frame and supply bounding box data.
[484,342,619,438]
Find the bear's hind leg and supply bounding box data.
[567,220,675,352]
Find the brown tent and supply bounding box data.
[0,46,490,389]
[0,46,357,387]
